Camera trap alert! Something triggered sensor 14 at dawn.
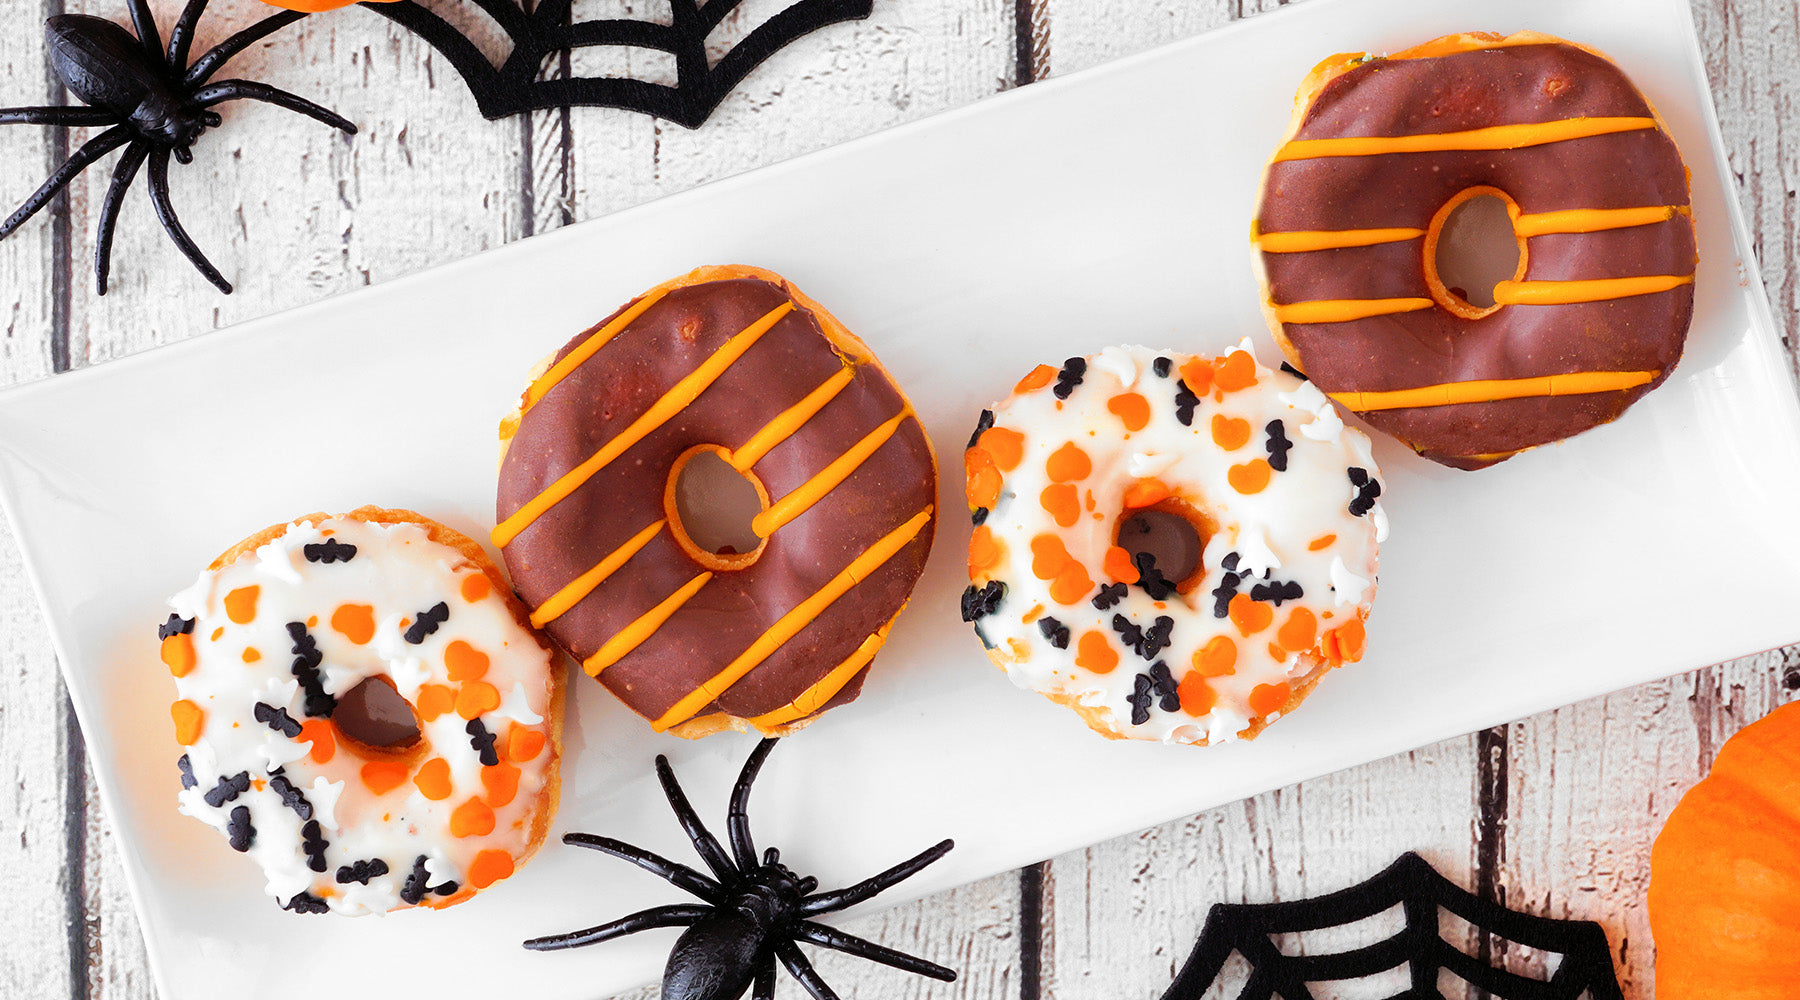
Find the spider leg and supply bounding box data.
[165,0,210,73]
[520,903,711,952]
[798,839,954,916]
[125,0,164,69]
[653,755,738,882]
[0,124,131,241]
[184,11,309,87]
[794,921,956,981]
[727,737,778,869]
[192,81,356,136]
[144,147,232,294]
[562,833,725,903]
[0,107,118,127]
[751,958,777,1000]
[94,141,150,296]
[774,938,841,1000]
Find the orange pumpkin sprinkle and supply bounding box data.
[1039,483,1081,527]
[360,761,410,796]
[1324,617,1368,665]
[1075,631,1119,673]
[1123,477,1171,508]
[1268,641,1289,662]
[299,719,335,763]
[450,797,496,838]
[1249,682,1292,717]
[415,684,455,722]
[223,585,260,624]
[171,700,204,745]
[1215,350,1258,392]
[1308,533,1338,551]
[978,427,1025,471]
[1049,562,1094,605]
[506,723,547,763]
[445,640,490,682]
[1178,672,1218,717]
[161,634,196,677]
[1278,607,1317,652]
[1014,364,1057,394]
[1102,546,1140,584]
[965,447,1002,509]
[1045,442,1091,483]
[413,757,453,801]
[1030,534,1072,580]
[968,525,1005,579]
[467,849,515,889]
[482,762,521,808]
[331,603,376,645]
[1193,635,1237,677]
[1228,594,1273,636]
[456,681,501,720]
[1228,459,1273,495]
[1107,392,1151,431]
[1178,359,1214,395]
[1211,414,1252,450]
[461,573,492,603]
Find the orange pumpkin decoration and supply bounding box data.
[1649,700,1800,997]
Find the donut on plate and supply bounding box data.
[494,265,937,738]
[961,344,1385,744]
[162,507,561,915]
[1253,31,1696,470]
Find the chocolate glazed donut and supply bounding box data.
[495,266,937,738]
[1253,32,1696,470]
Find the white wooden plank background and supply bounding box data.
[0,1,1794,997]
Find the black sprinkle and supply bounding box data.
[1132,552,1177,601]
[301,820,328,873]
[253,702,303,738]
[404,602,450,645]
[302,539,358,564]
[1348,467,1382,517]
[400,855,431,905]
[159,614,195,640]
[1250,579,1305,606]
[971,506,989,527]
[204,771,252,808]
[966,409,996,451]
[1147,662,1181,711]
[1221,552,1241,573]
[972,621,995,651]
[467,719,499,766]
[1152,357,1173,378]
[1265,420,1292,473]
[960,581,1006,622]
[1111,614,1143,654]
[1211,571,1242,619]
[1140,617,1174,661]
[1091,582,1128,611]
[282,892,329,915]
[1127,663,1179,726]
[433,881,459,896]
[1174,381,1199,426]
[286,622,336,718]
[1052,357,1086,399]
[269,774,313,821]
[177,754,197,790]
[337,858,390,885]
[227,806,255,852]
[1037,616,1070,650]
[1280,361,1308,381]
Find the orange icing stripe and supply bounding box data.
[1492,273,1693,305]
[1256,227,1425,252]
[730,366,856,471]
[494,302,794,548]
[523,288,671,410]
[1329,370,1659,411]
[530,519,666,628]
[752,409,912,538]
[1512,205,1685,237]
[1273,117,1656,161]
[582,570,713,676]
[651,508,932,732]
[745,628,887,729]
[1272,297,1434,324]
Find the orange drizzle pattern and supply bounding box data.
[1271,297,1433,324]
[583,570,714,676]
[522,288,672,412]
[1327,371,1659,411]
[730,367,855,471]
[529,520,666,628]
[1512,204,1687,237]
[751,409,913,538]
[1272,116,1655,161]
[744,628,887,729]
[1492,274,1693,305]
[1256,227,1424,252]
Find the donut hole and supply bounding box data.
[1116,504,1210,593]
[334,676,422,755]
[666,445,769,571]
[1425,187,1527,318]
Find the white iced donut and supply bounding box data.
[961,343,1386,744]
[162,507,561,915]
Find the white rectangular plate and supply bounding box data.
[2,0,1795,996]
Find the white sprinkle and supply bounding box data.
[1300,402,1345,444]
[309,777,344,832]
[257,677,300,711]
[1092,346,1139,390]
[425,855,455,885]
[1127,451,1178,478]
[257,735,311,771]
[494,681,544,725]
[263,863,313,905]
[386,656,431,702]
[321,663,362,697]
[1235,525,1281,577]
[1207,707,1250,744]
[1373,503,1390,543]
[167,573,213,620]
[1330,556,1370,607]
[254,535,305,585]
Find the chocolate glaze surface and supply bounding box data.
[498,276,936,728]
[1256,41,1696,469]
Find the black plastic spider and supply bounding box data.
[0,0,351,294]
[524,738,958,1000]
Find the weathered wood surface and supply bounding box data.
[0,1,1793,998]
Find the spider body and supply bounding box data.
[525,739,958,1000]
[0,0,349,294]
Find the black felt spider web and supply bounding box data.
[364,0,876,125]
[1161,853,1623,1000]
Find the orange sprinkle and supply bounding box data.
[1178,672,1218,717]
[1211,414,1252,450]
[969,525,1005,579]
[456,681,501,720]
[1030,534,1072,580]
[1075,631,1119,673]
[1021,603,1044,623]
[965,447,1002,509]
[299,719,335,764]
[1123,477,1171,509]
[1107,392,1151,431]
[171,700,204,745]
[210,626,224,641]
[482,762,521,808]
[1014,364,1057,394]
[1308,534,1338,551]
[461,573,492,603]
[1249,682,1292,717]
[1102,546,1140,584]
[467,849,514,889]
[241,647,262,663]
[361,761,410,796]
[978,427,1025,471]
[161,634,196,677]
[1193,635,1237,677]
[1278,607,1318,652]
[1039,483,1081,527]
[506,723,546,763]
[413,757,453,801]
[445,640,490,682]
[1045,442,1091,483]
[1049,562,1094,606]
[1215,350,1258,392]
[1324,617,1368,665]
[1268,641,1289,662]
[450,797,496,838]
[331,603,376,645]
[1228,594,1273,636]
[1228,459,1273,495]
[223,585,259,624]
[1178,358,1214,395]
[415,684,455,722]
